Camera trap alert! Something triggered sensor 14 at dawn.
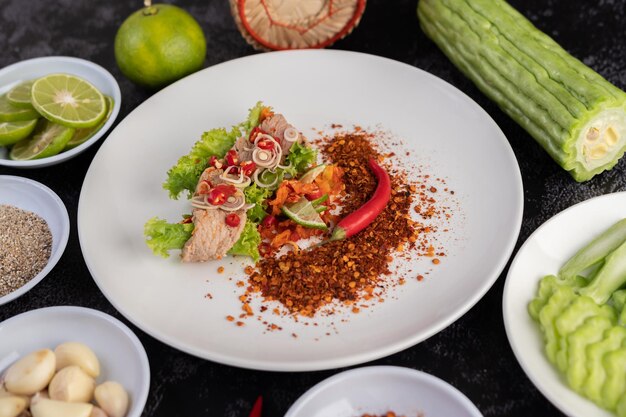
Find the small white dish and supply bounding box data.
[503,192,626,417]
[0,175,69,306]
[0,306,150,417]
[285,366,483,417]
[0,56,121,168]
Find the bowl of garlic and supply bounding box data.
[0,306,149,417]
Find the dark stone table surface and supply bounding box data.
[1,0,626,416]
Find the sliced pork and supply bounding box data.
[260,114,301,159]
[181,208,247,262]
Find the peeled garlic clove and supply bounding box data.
[4,350,55,396]
[89,407,108,417]
[94,382,128,417]
[48,366,95,403]
[54,343,100,378]
[30,397,92,417]
[0,396,27,417]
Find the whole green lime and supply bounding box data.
[114,4,207,89]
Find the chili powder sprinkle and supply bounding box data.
[246,130,420,317]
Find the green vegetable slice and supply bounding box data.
[584,326,626,405]
[144,217,194,258]
[0,95,39,122]
[566,316,614,393]
[65,96,114,150]
[9,120,74,160]
[227,220,261,261]
[0,119,38,146]
[559,219,626,281]
[6,81,34,109]
[417,0,626,181]
[579,240,626,305]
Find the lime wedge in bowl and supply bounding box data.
[65,96,114,150]
[6,81,35,109]
[31,74,106,128]
[282,197,328,230]
[10,120,74,160]
[0,119,38,146]
[0,95,39,122]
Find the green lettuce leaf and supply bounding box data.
[244,183,272,223]
[162,102,268,200]
[287,141,317,174]
[144,217,194,258]
[228,220,261,261]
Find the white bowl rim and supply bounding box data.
[0,56,122,168]
[0,175,70,306]
[285,365,483,417]
[0,305,151,417]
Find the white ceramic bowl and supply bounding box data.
[0,175,69,306]
[0,306,150,417]
[285,366,483,417]
[503,192,626,417]
[0,56,121,168]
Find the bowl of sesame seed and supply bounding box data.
[0,175,69,305]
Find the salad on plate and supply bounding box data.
[144,102,342,262]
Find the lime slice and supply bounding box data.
[65,96,114,150]
[0,119,38,146]
[0,95,39,122]
[299,164,326,183]
[282,197,328,230]
[6,81,35,109]
[31,74,106,128]
[10,120,74,160]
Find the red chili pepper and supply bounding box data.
[330,158,390,241]
[248,395,262,417]
[225,213,241,227]
[225,150,239,166]
[256,138,275,150]
[207,184,237,206]
[261,215,277,228]
[241,160,257,177]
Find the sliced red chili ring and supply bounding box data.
[225,149,239,166]
[256,138,275,150]
[241,160,257,177]
[207,184,237,205]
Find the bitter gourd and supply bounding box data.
[418,0,626,181]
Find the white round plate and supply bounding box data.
[0,175,69,306]
[0,306,150,417]
[285,366,483,417]
[503,192,626,417]
[79,50,523,371]
[0,56,121,168]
